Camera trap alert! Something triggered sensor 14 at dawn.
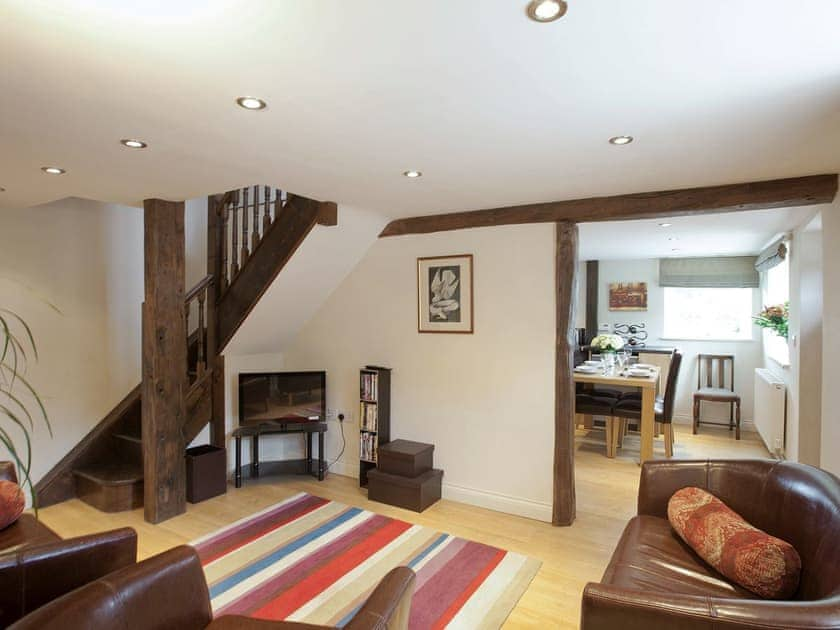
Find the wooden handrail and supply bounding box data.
[185,274,214,303]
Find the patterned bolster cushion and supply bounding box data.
[0,480,25,530]
[667,487,801,599]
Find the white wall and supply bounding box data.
[0,196,207,490]
[592,259,763,425]
[820,199,840,477]
[283,223,557,521]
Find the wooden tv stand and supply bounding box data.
[232,420,328,487]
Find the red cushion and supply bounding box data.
[667,486,801,599]
[0,480,25,530]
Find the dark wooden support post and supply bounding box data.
[207,195,224,448]
[553,221,578,526]
[585,260,598,342]
[142,198,187,524]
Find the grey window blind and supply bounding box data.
[755,238,788,272]
[659,256,759,288]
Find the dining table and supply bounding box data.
[573,365,661,464]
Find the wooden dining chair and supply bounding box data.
[692,354,741,439]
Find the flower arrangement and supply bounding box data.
[753,302,789,340]
[590,333,625,353]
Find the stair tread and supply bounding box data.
[73,462,143,485]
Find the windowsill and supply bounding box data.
[659,337,756,343]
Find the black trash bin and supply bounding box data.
[185,445,227,503]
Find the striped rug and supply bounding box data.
[191,492,541,629]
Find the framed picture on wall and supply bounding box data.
[609,282,648,311]
[417,254,474,333]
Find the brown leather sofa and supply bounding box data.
[581,459,840,629]
[0,461,139,626]
[11,545,416,630]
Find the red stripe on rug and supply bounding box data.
[200,496,329,565]
[252,519,413,620]
[409,541,502,629]
[432,548,506,630]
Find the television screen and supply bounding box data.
[238,371,325,425]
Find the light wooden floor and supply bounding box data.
[38,424,768,629]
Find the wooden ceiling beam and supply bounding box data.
[379,174,838,237]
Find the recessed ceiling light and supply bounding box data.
[609,135,634,145]
[236,96,267,110]
[671,248,681,252]
[41,166,66,175]
[526,0,568,22]
[403,170,422,178]
[667,236,679,241]
[0,187,5,192]
[120,138,147,149]
[658,222,672,227]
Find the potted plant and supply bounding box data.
[1,309,51,508]
[753,302,789,340]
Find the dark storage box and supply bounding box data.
[367,468,443,512]
[378,440,434,478]
[185,445,227,503]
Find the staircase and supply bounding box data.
[35,187,337,518]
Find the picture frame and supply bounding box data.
[417,254,474,333]
[608,282,648,311]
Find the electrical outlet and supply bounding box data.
[326,408,337,420]
[599,323,611,332]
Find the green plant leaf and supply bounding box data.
[0,309,38,360]
[0,403,32,477]
[0,365,50,436]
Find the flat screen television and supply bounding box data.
[238,371,325,425]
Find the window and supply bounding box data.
[763,252,790,366]
[663,287,754,340]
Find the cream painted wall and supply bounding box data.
[284,223,556,521]
[820,199,840,476]
[594,258,763,426]
[0,196,208,491]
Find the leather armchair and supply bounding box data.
[11,545,416,630]
[0,527,138,626]
[581,459,840,630]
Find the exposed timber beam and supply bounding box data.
[379,174,838,237]
[554,221,578,526]
[142,198,187,524]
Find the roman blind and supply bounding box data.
[659,256,759,288]
[754,237,788,272]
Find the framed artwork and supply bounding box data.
[609,282,648,311]
[417,254,474,333]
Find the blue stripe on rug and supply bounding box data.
[209,507,363,599]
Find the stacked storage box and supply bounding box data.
[366,439,443,512]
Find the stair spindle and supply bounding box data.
[241,187,250,265]
[197,288,206,375]
[251,185,260,249]
[274,188,283,223]
[220,199,229,291]
[262,185,271,233]
[231,190,240,277]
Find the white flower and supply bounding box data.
[590,334,625,351]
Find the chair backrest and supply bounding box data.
[345,566,416,630]
[10,545,213,630]
[696,353,734,391]
[660,350,682,423]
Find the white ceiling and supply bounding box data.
[1,1,839,216]
[578,206,816,261]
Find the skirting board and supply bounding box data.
[673,414,756,431]
[442,482,552,523]
[326,462,552,523]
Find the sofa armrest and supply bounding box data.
[582,583,840,630]
[346,566,415,630]
[10,545,211,630]
[637,459,712,518]
[0,527,137,627]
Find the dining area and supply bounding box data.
[574,335,683,464]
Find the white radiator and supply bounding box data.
[753,368,787,457]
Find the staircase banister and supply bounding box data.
[185,274,214,302]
